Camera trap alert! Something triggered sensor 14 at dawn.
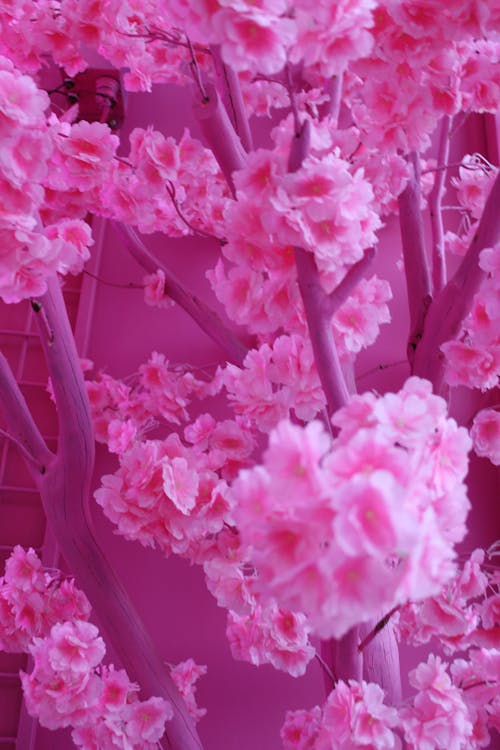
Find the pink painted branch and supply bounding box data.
[0,351,54,473]
[192,82,247,196]
[335,626,363,683]
[358,612,402,705]
[295,247,351,416]
[414,170,500,392]
[210,46,254,153]
[398,151,432,367]
[288,118,401,694]
[116,222,248,366]
[429,115,451,294]
[324,247,376,317]
[34,275,203,750]
[288,119,350,417]
[289,118,361,684]
[322,74,343,126]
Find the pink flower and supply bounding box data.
[58,121,119,190]
[125,696,172,743]
[162,456,199,515]
[0,69,48,136]
[281,706,322,750]
[100,665,137,712]
[4,546,43,591]
[143,269,175,309]
[318,679,398,750]
[170,659,207,723]
[46,621,105,675]
[471,409,500,465]
[215,9,296,75]
[333,474,403,558]
[401,655,473,750]
[107,419,138,454]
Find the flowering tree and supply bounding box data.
[0,1,499,749]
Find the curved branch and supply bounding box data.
[398,152,432,367]
[35,275,203,750]
[0,351,54,474]
[210,46,253,153]
[429,115,451,294]
[116,222,248,366]
[414,170,500,392]
[324,248,376,318]
[192,82,247,196]
[288,119,350,417]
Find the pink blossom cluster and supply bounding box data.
[104,127,229,237]
[442,245,500,392]
[143,269,175,309]
[85,352,206,445]
[399,655,473,750]
[94,433,235,557]
[21,619,107,730]
[231,377,471,638]
[450,648,500,746]
[0,548,173,747]
[0,546,91,652]
[227,601,315,677]
[219,284,391,430]
[167,0,376,78]
[227,133,381,288]
[345,2,500,154]
[279,650,499,749]
[458,39,500,113]
[470,408,500,466]
[396,548,493,653]
[221,336,323,431]
[0,59,95,302]
[0,0,201,91]
[22,622,172,747]
[170,658,207,723]
[282,679,398,750]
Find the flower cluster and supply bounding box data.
[231,377,471,638]
[0,548,173,748]
[281,647,500,749]
[94,434,234,557]
[22,624,172,748]
[0,59,95,302]
[170,658,207,723]
[282,680,398,750]
[100,127,230,237]
[0,546,91,652]
[227,601,315,678]
[396,548,493,653]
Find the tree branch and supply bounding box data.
[429,115,451,295]
[324,248,376,318]
[192,82,247,196]
[210,46,253,153]
[398,151,432,367]
[0,351,54,475]
[288,119,350,417]
[116,222,249,366]
[34,275,204,750]
[414,170,500,392]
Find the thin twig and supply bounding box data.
[315,652,338,686]
[0,426,46,472]
[165,181,225,244]
[357,606,400,653]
